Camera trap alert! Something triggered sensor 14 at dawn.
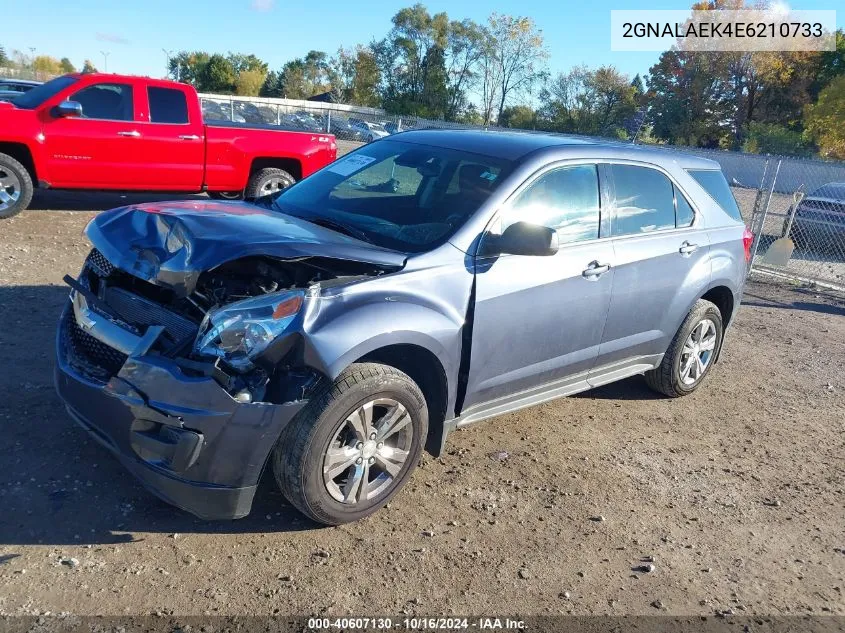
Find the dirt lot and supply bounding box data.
[0,194,843,618]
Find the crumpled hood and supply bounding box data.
[86,200,406,296]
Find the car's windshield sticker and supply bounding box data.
[480,171,498,181]
[328,154,377,176]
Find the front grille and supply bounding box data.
[103,286,197,344]
[63,309,128,382]
[86,248,116,278]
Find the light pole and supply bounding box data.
[100,50,110,72]
[162,48,173,79]
[28,47,36,73]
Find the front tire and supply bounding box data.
[0,152,34,219]
[644,299,724,398]
[273,363,428,525]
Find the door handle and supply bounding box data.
[679,241,699,255]
[582,261,611,278]
[117,130,140,137]
[178,134,200,140]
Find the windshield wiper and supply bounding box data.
[305,217,373,244]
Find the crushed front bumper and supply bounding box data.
[54,302,307,520]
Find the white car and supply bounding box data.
[354,121,390,143]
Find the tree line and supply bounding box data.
[2,0,844,159]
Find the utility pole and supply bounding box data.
[162,48,173,79]
[100,50,110,73]
[28,47,36,73]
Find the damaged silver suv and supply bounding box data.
[55,130,751,525]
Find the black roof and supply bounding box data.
[392,129,595,160]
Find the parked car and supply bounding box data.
[0,73,337,218]
[0,78,41,94]
[349,119,389,142]
[201,99,245,123]
[781,182,845,251]
[327,116,367,142]
[234,101,266,124]
[55,130,750,525]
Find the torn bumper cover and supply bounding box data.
[54,299,307,520]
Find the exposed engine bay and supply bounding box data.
[68,250,397,398]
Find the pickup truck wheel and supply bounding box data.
[245,168,296,200]
[273,363,428,525]
[644,299,724,398]
[0,153,34,220]
[208,191,243,200]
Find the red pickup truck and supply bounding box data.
[0,73,337,218]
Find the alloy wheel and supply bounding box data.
[260,178,289,196]
[323,398,414,505]
[0,167,21,212]
[679,318,717,385]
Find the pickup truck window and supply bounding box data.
[11,75,78,109]
[148,87,189,124]
[71,83,134,121]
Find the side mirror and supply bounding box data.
[54,100,83,118]
[488,221,559,257]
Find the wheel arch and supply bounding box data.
[0,142,37,185]
[355,343,449,457]
[249,157,302,181]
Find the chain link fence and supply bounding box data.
[200,93,845,289]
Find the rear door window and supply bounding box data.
[148,87,189,124]
[610,165,676,236]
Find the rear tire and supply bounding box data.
[644,299,724,398]
[0,152,34,219]
[273,363,428,525]
[245,167,296,200]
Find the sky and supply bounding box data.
[3,0,843,84]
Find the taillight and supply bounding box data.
[742,227,754,262]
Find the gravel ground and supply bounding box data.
[0,195,843,618]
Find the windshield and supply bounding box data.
[11,75,78,109]
[271,139,513,252]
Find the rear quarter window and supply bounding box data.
[687,169,743,222]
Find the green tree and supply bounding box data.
[813,29,845,95]
[198,54,236,93]
[81,59,97,73]
[498,105,536,129]
[168,51,210,86]
[328,46,381,106]
[278,50,332,99]
[645,49,730,147]
[259,70,283,97]
[741,122,812,156]
[485,13,548,122]
[374,4,450,117]
[0,46,9,67]
[445,19,485,120]
[59,57,76,73]
[235,69,266,96]
[537,65,636,137]
[226,53,268,75]
[804,75,845,159]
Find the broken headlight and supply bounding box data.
[194,290,304,371]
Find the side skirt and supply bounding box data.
[440,354,663,452]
